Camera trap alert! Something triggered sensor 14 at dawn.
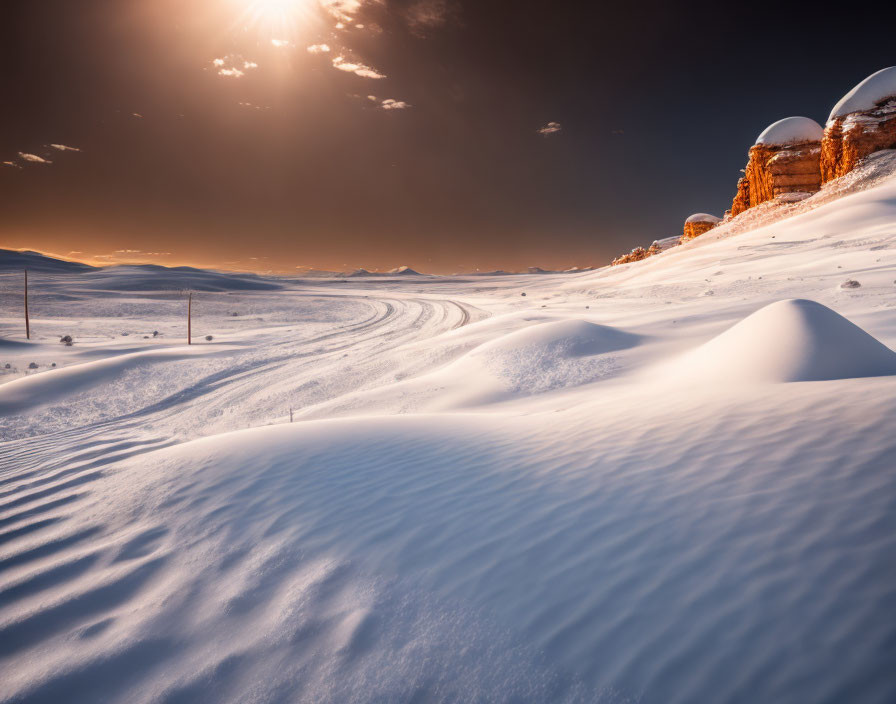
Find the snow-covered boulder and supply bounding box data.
[731,117,823,217]
[681,213,722,242]
[822,67,896,183]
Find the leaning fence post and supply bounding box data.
[24,269,31,340]
[187,292,192,345]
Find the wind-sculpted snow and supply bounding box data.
[1,387,895,703]
[0,346,238,415]
[1,162,896,702]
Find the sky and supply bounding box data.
[1,0,895,274]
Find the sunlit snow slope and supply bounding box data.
[1,154,895,703]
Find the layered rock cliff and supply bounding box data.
[729,117,823,217]
[605,67,896,268]
[821,67,896,183]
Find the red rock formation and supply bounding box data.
[821,100,896,182]
[730,176,750,217]
[611,247,649,266]
[822,67,896,182]
[680,213,721,242]
[729,117,823,217]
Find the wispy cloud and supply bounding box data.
[48,144,81,152]
[332,55,385,79]
[238,101,272,111]
[3,160,21,169]
[307,43,331,53]
[380,98,411,110]
[271,39,292,48]
[212,55,259,78]
[320,0,364,22]
[18,152,52,164]
[537,121,562,135]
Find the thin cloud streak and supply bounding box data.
[380,98,411,110]
[18,152,52,164]
[332,56,385,79]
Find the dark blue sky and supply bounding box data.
[1,0,894,272]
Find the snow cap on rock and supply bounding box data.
[685,213,722,224]
[755,117,823,146]
[829,66,896,121]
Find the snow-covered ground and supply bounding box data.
[1,154,896,703]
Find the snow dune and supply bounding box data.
[0,346,236,415]
[666,298,896,384]
[295,317,644,416]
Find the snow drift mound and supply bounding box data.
[466,319,639,360]
[670,299,896,384]
[0,346,234,415]
[442,319,642,401]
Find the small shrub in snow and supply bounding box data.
[60,335,73,346]
[51,362,56,367]
[153,331,159,337]
[28,362,38,369]
[4,363,10,369]
[521,292,526,296]
[840,280,861,289]
[205,335,213,341]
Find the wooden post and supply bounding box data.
[187,292,192,345]
[24,269,30,340]
[289,407,294,423]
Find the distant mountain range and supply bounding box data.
[0,249,280,291]
[0,249,98,274]
[2,249,591,281]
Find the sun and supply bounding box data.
[236,0,318,37]
[251,0,300,21]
